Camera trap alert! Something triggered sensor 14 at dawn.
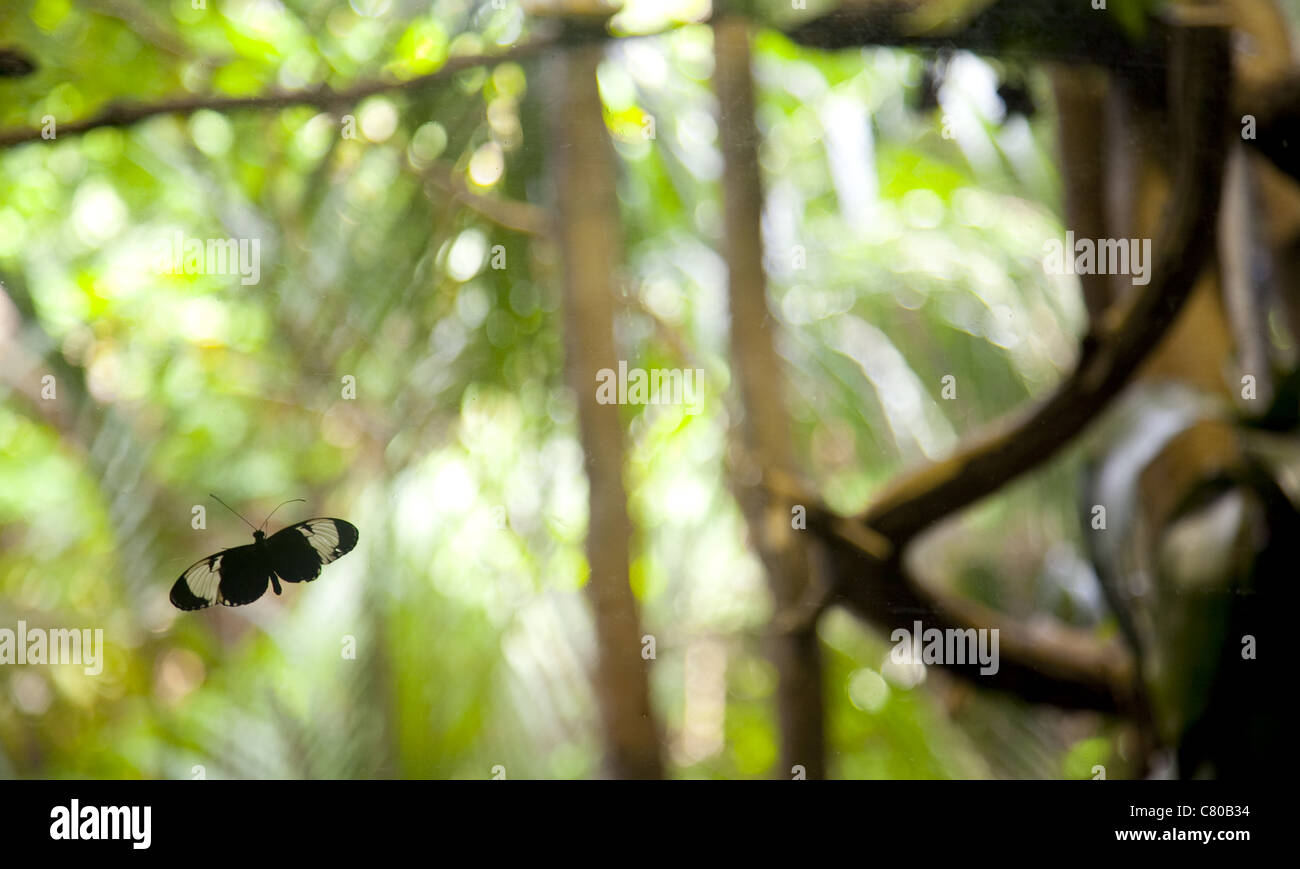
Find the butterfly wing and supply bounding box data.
[265,518,358,584]
[170,544,271,611]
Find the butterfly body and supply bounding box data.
[170,518,358,611]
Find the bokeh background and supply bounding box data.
[2,0,1296,779]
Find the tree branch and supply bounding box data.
[823,507,1135,710]
[787,20,1231,712]
[858,19,1232,552]
[784,0,1165,71]
[1050,65,1116,320]
[0,38,556,148]
[752,470,1132,709]
[0,13,712,150]
[789,2,1300,185]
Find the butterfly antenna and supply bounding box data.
[260,498,306,532]
[209,494,258,532]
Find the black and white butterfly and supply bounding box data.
[170,497,358,611]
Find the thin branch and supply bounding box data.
[0,14,712,150]
[0,38,557,148]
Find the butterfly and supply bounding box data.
[170,496,358,611]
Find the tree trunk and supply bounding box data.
[551,42,664,780]
[714,13,828,780]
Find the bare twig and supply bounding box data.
[0,38,557,148]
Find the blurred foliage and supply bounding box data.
[0,0,1184,779]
